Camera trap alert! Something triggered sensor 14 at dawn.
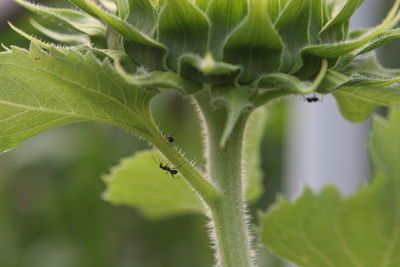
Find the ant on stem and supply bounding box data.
[152,156,180,179]
[159,163,180,179]
[166,135,174,143]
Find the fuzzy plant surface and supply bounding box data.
[2,0,400,266]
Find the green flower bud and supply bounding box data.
[11,0,400,131]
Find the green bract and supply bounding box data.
[10,0,400,131]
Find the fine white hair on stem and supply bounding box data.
[191,95,213,181]
[190,95,222,265]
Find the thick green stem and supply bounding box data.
[147,125,222,207]
[194,92,255,267]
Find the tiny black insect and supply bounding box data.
[166,135,174,143]
[159,163,179,179]
[305,96,320,103]
[303,94,322,103]
[152,156,180,179]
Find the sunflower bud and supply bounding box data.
[11,0,400,135]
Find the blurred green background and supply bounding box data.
[0,1,287,266]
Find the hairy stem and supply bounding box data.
[147,124,222,207]
[194,91,255,267]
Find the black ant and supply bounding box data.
[152,156,180,179]
[303,93,322,103]
[166,135,174,143]
[159,163,180,179]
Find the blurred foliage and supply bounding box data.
[0,93,286,266]
[260,110,400,267]
[0,1,286,266]
[0,122,214,267]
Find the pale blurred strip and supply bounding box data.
[283,1,387,266]
[0,0,21,24]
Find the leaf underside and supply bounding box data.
[0,44,158,153]
[260,109,400,267]
[330,53,400,121]
[103,150,205,219]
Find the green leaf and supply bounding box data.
[303,0,400,58]
[333,88,379,121]
[333,85,400,123]
[358,28,400,55]
[158,0,209,71]
[261,177,400,267]
[337,53,400,85]
[195,0,211,11]
[70,0,100,17]
[179,53,241,86]
[223,0,282,83]
[0,44,159,153]
[116,0,130,19]
[334,87,400,123]
[254,58,328,105]
[274,0,308,29]
[319,0,364,42]
[117,0,157,36]
[323,0,346,19]
[260,109,400,266]
[243,107,267,203]
[99,0,118,12]
[320,53,400,121]
[114,63,202,95]
[319,52,400,96]
[256,74,312,94]
[29,19,90,45]
[83,0,160,46]
[308,0,325,44]
[369,110,400,179]
[14,0,106,37]
[207,0,248,60]
[82,0,167,70]
[275,0,310,73]
[71,0,117,15]
[8,22,67,50]
[265,0,280,23]
[103,150,205,219]
[317,69,350,94]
